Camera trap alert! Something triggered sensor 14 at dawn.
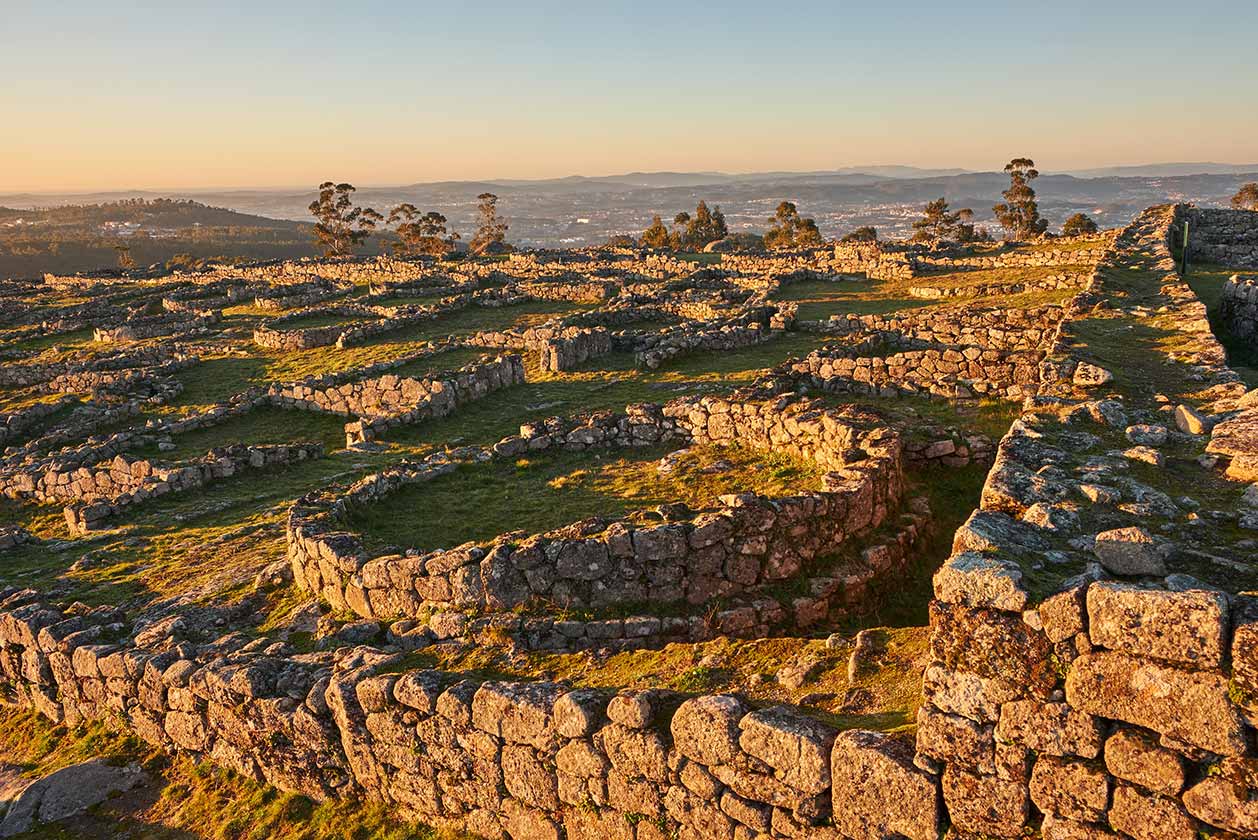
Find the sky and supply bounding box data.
[2,0,1257,192]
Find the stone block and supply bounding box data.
[1086,582,1226,667]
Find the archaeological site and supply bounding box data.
[1,188,1257,840]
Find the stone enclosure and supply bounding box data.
[2,206,1258,839]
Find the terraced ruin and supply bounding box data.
[1,206,1258,839]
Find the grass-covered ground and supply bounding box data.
[347,443,821,551]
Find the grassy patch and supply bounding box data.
[347,443,820,552]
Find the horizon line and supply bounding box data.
[5,160,1258,198]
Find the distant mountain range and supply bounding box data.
[2,164,1255,256]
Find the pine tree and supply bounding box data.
[641,215,671,248]
[1061,213,1099,236]
[1232,183,1258,211]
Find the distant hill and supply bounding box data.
[0,198,321,279]
[1063,162,1258,178]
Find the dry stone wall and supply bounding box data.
[62,443,323,533]
[0,590,942,840]
[1184,207,1258,267]
[287,396,904,628]
[915,204,1258,839]
[1220,274,1258,345]
[268,354,524,446]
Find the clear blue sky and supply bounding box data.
[3,0,1256,190]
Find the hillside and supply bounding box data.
[0,198,325,278]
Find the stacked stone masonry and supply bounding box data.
[916,204,1258,839]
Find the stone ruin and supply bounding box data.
[2,207,1258,838]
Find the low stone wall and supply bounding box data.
[822,242,916,281]
[635,319,779,370]
[907,272,1086,300]
[781,345,1046,401]
[1220,273,1258,345]
[0,591,941,840]
[253,306,376,350]
[43,357,196,399]
[63,442,323,533]
[0,346,184,389]
[253,279,350,312]
[799,305,1064,351]
[393,496,932,653]
[515,279,619,303]
[0,397,78,446]
[288,395,903,626]
[1184,206,1258,267]
[268,355,525,446]
[913,240,1110,272]
[94,310,220,342]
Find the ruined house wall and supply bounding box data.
[1184,206,1258,268]
[0,592,941,840]
[287,397,904,629]
[914,204,1258,839]
[61,443,324,533]
[1220,274,1258,345]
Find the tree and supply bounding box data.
[114,244,135,270]
[641,215,671,248]
[840,226,878,243]
[1232,183,1258,211]
[1061,212,1099,236]
[308,182,382,257]
[992,158,1048,239]
[389,203,458,257]
[763,201,824,249]
[911,198,976,242]
[468,193,509,255]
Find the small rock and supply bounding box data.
[1174,404,1213,435]
[776,658,822,690]
[1093,526,1167,576]
[1125,424,1168,447]
[1073,362,1113,387]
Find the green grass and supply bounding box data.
[1181,261,1258,388]
[137,407,347,461]
[346,443,821,552]
[268,312,360,331]
[390,347,492,380]
[771,277,935,320]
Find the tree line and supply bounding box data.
[305,168,1258,261]
[307,183,509,258]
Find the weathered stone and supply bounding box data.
[1092,527,1166,576]
[1103,727,1184,797]
[738,706,837,794]
[1086,582,1227,667]
[932,552,1027,612]
[921,663,1019,724]
[928,602,1055,700]
[830,729,939,840]
[1182,756,1258,835]
[1109,783,1197,840]
[1038,584,1088,643]
[996,700,1103,759]
[671,694,747,766]
[1065,652,1247,755]
[915,704,993,773]
[1029,755,1108,823]
[941,766,1029,838]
